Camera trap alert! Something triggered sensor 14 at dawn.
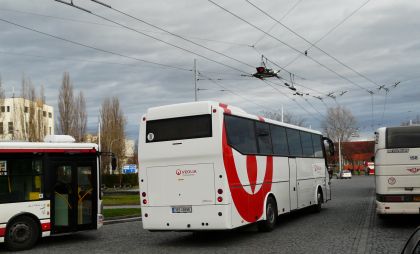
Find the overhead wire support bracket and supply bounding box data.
[54,0,92,13]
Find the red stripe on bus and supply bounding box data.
[222,120,273,223]
[0,227,5,237]
[41,222,51,232]
[219,103,231,114]
[0,149,97,153]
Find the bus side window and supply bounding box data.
[255,122,273,155]
[0,158,44,203]
[312,134,323,158]
[225,115,257,155]
[287,129,303,157]
[300,131,314,157]
[271,125,289,156]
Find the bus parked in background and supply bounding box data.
[0,136,106,251]
[139,101,334,232]
[375,126,420,215]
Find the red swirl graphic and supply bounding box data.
[220,103,273,222]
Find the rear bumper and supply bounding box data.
[376,201,420,214]
[142,204,231,230]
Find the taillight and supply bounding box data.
[217,189,223,195]
[142,192,147,197]
[217,197,223,202]
[143,199,148,204]
[384,196,404,202]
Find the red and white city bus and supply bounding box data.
[139,101,334,232]
[0,137,106,251]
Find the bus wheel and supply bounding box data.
[258,196,277,232]
[312,189,323,213]
[5,216,39,251]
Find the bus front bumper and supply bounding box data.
[376,201,420,214]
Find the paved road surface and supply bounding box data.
[1,176,419,253]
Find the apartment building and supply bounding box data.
[0,97,54,141]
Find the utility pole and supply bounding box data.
[194,59,197,102]
[338,137,342,173]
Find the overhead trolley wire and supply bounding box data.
[283,0,373,69]
[252,0,304,47]
[262,79,320,122]
[0,18,192,72]
[198,72,277,112]
[57,0,255,75]
[1,7,252,48]
[246,0,380,89]
[207,0,372,93]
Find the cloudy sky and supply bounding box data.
[0,0,419,140]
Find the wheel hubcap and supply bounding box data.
[10,223,30,243]
[267,204,274,223]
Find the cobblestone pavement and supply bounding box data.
[1,176,419,254]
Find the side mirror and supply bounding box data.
[323,137,335,156]
[111,156,117,171]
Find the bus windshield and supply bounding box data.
[387,126,420,148]
[146,114,212,143]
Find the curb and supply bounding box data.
[104,216,142,225]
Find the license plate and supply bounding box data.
[413,196,420,202]
[172,206,192,213]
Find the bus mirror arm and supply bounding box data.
[323,137,335,156]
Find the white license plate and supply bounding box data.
[172,206,192,213]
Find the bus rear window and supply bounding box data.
[146,114,212,143]
[387,126,420,148]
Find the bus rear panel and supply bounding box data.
[375,126,420,214]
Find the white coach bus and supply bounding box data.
[139,101,334,231]
[0,137,109,251]
[375,126,420,215]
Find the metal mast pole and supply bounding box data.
[194,59,197,101]
[338,137,342,173]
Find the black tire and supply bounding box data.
[257,196,277,232]
[312,189,323,213]
[377,214,387,220]
[5,216,39,251]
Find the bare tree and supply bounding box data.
[74,91,87,142]
[16,76,47,141]
[58,72,75,136]
[261,110,307,127]
[100,97,126,176]
[322,105,358,142]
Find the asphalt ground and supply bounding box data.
[1,176,419,253]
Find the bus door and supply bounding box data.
[47,157,97,234]
[289,158,298,210]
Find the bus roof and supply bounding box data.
[145,101,322,135]
[0,142,98,151]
